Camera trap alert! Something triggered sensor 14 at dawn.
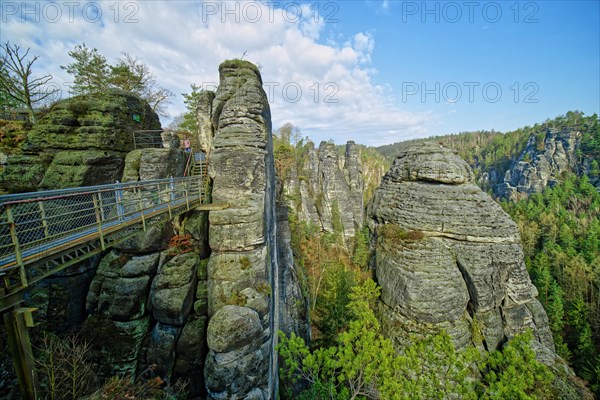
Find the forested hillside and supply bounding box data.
[502,175,600,395]
[272,119,598,398]
[272,113,600,398]
[377,111,599,195]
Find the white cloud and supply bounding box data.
[1,0,432,146]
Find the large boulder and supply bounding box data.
[24,90,159,153]
[39,150,124,189]
[121,148,186,182]
[86,251,159,321]
[368,141,556,358]
[207,246,268,315]
[0,90,160,192]
[204,306,267,399]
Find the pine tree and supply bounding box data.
[351,227,369,268]
[480,330,554,399]
[61,43,109,94]
[567,297,595,368]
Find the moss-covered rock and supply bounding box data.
[150,252,198,325]
[24,90,160,153]
[0,153,51,193]
[79,314,150,378]
[206,305,261,353]
[0,120,31,153]
[121,148,185,182]
[114,221,174,254]
[122,149,143,182]
[86,251,159,321]
[144,323,181,380]
[174,316,208,397]
[0,90,160,193]
[38,150,125,189]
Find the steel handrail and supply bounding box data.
[0,176,200,205]
[0,175,208,276]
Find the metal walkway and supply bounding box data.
[0,165,210,306]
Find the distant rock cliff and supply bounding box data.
[284,140,364,239]
[368,142,556,362]
[496,128,582,200]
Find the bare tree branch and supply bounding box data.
[0,42,60,122]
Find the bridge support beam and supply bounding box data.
[3,299,39,400]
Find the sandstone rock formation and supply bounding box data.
[0,90,160,192]
[368,142,556,360]
[496,128,582,199]
[0,62,307,398]
[122,148,185,182]
[77,146,210,396]
[196,90,215,154]
[204,59,274,400]
[284,140,364,239]
[276,203,310,343]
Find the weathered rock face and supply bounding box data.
[25,90,159,153]
[496,128,581,200]
[284,140,364,239]
[121,148,185,182]
[150,253,198,326]
[205,59,273,400]
[196,90,215,154]
[25,257,99,335]
[368,142,556,358]
[86,251,159,321]
[276,203,310,343]
[0,90,160,192]
[38,150,125,190]
[81,249,208,385]
[78,148,210,396]
[0,153,51,193]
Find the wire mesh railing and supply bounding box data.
[133,130,166,149]
[0,171,208,280]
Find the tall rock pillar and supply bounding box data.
[204,60,276,399]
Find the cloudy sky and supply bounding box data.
[1,0,598,145]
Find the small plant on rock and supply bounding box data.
[240,256,251,270]
[167,234,193,254]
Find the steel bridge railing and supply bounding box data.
[0,170,208,295]
[133,130,166,149]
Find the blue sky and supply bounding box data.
[1,0,598,145]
